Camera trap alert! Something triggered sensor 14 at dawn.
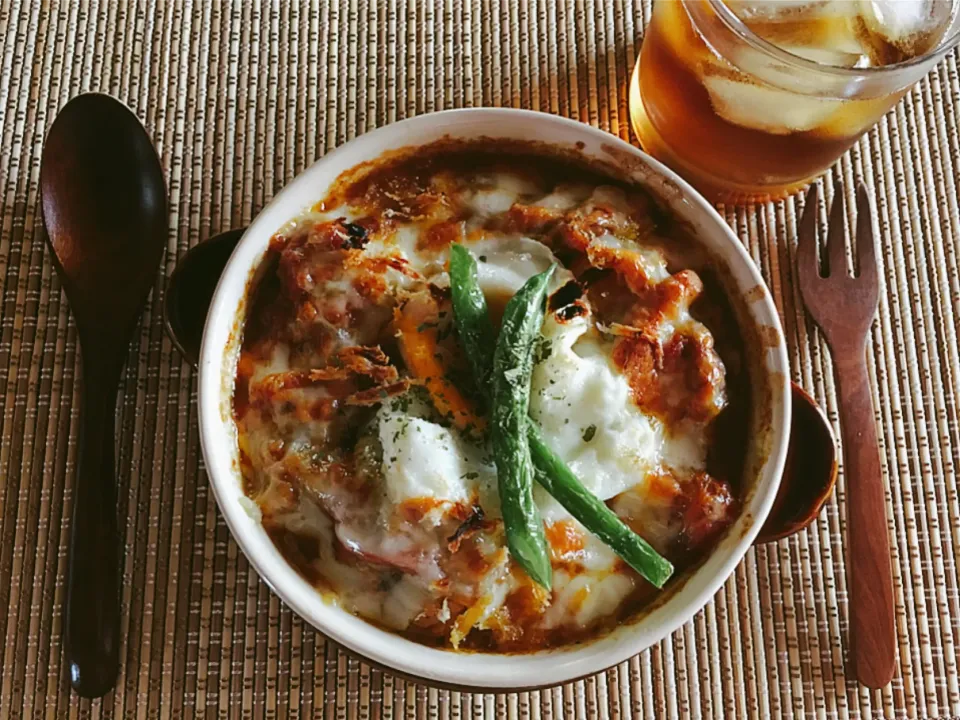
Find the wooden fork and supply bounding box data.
[796,181,896,689]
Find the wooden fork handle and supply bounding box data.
[834,347,896,688]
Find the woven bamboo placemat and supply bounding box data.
[1,1,959,717]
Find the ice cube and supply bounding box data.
[777,44,867,66]
[813,95,891,139]
[856,0,958,62]
[725,0,870,65]
[725,0,957,66]
[724,0,837,22]
[860,0,955,40]
[702,70,843,133]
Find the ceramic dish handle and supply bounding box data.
[755,383,838,544]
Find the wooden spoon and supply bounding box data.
[162,229,837,545]
[40,93,168,698]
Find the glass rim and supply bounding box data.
[705,0,960,78]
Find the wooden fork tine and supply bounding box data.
[856,182,879,288]
[796,183,821,303]
[827,181,848,278]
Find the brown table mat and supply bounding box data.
[2,1,959,717]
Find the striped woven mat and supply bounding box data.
[1,1,959,717]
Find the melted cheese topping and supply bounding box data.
[379,409,495,512]
[374,251,706,528]
[471,236,574,295]
[236,153,738,652]
[530,313,704,520]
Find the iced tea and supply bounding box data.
[630,0,960,202]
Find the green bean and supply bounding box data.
[449,244,496,393]
[527,425,674,588]
[449,244,675,589]
[490,265,555,589]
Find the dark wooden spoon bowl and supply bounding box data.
[163,228,837,545]
[41,93,167,698]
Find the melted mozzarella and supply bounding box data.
[534,182,594,210]
[529,314,660,518]
[542,566,635,629]
[250,343,290,383]
[378,411,495,512]
[529,313,706,521]
[468,235,574,296]
[589,185,633,214]
[365,224,424,264]
[382,576,432,629]
[377,392,500,516]
[465,172,541,217]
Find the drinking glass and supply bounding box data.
[629,0,960,202]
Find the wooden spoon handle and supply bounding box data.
[835,348,896,688]
[65,365,121,698]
